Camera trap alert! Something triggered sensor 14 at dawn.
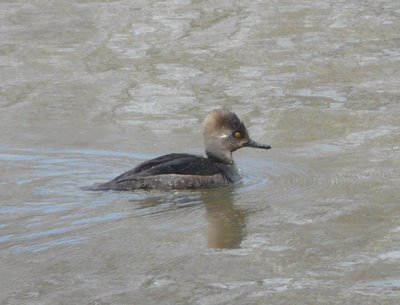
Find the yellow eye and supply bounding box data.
[234,131,241,139]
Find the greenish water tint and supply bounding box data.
[1,0,400,304]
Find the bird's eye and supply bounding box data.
[234,131,241,139]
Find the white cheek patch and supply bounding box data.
[219,134,229,139]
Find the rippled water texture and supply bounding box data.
[1,0,400,304]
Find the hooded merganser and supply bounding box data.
[89,109,271,191]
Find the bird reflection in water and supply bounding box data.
[201,188,247,249]
[132,188,247,249]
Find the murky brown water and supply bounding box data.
[1,0,400,304]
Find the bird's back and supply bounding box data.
[90,153,239,191]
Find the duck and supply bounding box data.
[89,109,271,191]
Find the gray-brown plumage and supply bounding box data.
[87,109,271,191]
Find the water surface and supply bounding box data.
[1,0,400,304]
